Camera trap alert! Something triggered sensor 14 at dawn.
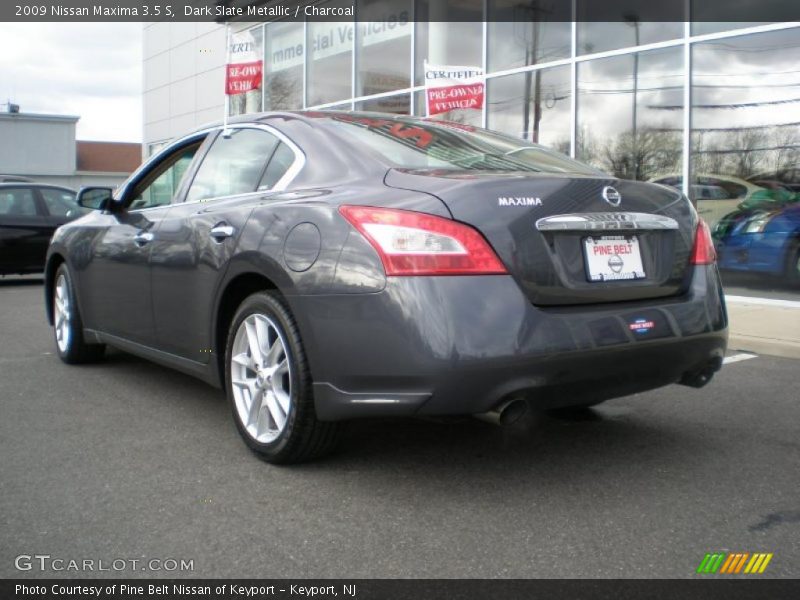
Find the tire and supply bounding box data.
[784,241,800,288]
[224,290,341,464]
[52,264,105,364]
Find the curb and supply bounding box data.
[728,335,800,360]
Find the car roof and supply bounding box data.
[0,182,76,192]
[191,110,420,134]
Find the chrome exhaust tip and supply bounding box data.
[474,397,531,427]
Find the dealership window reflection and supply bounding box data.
[692,29,800,290]
[356,94,410,114]
[577,47,683,182]
[307,0,354,106]
[356,0,412,97]
[264,21,303,111]
[487,0,571,73]
[487,66,571,152]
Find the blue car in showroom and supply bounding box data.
[712,200,800,286]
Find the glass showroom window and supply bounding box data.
[356,0,412,97]
[578,22,683,56]
[356,94,411,114]
[230,26,264,116]
[264,21,304,110]
[486,65,571,153]
[323,102,354,110]
[692,28,800,293]
[414,1,482,124]
[487,1,571,73]
[576,0,683,55]
[577,46,683,182]
[307,0,354,106]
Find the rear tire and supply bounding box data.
[53,264,105,364]
[224,290,341,464]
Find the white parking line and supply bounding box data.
[723,353,758,365]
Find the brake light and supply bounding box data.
[690,219,717,265]
[339,205,507,276]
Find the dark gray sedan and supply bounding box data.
[45,112,727,463]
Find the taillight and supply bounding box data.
[339,205,507,276]
[690,219,717,265]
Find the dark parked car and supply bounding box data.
[45,112,728,463]
[0,183,83,275]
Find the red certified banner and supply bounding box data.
[424,63,484,116]
[225,60,263,96]
[426,83,485,116]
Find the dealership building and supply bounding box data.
[143,3,800,291]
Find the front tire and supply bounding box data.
[53,264,105,364]
[225,291,341,464]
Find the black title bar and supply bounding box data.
[3,0,800,23]
[4,579,800,600]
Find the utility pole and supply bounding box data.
[517,2,548,143]
[625,14,641,180]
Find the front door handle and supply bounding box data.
[133,231,154,246]
[210,224,235,241]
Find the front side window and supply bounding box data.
[322,114,600,175]
[0,188,38,216]
[129,145,200,210]
[186,128,281,203]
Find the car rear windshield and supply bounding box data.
[322,114,601,175]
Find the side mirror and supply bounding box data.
[77,187,114,211]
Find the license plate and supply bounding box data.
[583,235,646,282]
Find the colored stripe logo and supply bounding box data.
[697,552,773,574]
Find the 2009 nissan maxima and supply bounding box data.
[45,111,727,463]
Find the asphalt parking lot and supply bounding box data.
[1,276,798,579]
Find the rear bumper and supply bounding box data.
[288,265,728,420]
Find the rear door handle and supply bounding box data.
[210,224,235,241]
[133,231,154,245]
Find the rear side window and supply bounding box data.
[0,188,38,216]
[258,143,295,191]
[186,128,280,203]
[39,188,79,217]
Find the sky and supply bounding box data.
[0,23,142,142]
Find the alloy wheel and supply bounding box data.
[230,313,292,443]
[54,274,71,353]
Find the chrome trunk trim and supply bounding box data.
[535,212,680,232]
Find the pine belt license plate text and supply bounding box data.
[583,235,646,282]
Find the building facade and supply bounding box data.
[0,111,141,189]
[143,5,800,293]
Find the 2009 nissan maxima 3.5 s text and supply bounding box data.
[45,112,727,463]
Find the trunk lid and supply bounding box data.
[384,169,696,305]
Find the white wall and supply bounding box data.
[143,22,228,148]
[30,172,130,191]
[0,114,78,176]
